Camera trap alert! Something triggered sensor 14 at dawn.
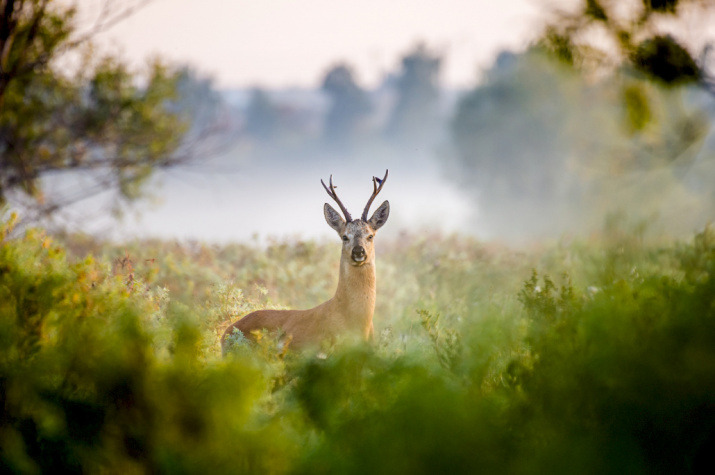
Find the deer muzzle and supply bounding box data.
[351,246,366,264]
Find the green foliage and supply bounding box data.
[632,35,701,86]
[511,229,715,473]
[622,83,652,133]
[0,0,187,213]
[0,216,298,473]
[417,309,463,374]
[2,213,715,472]
[538,0,710,86]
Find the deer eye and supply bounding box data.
[367,235,374,241]
[342,235,349,242]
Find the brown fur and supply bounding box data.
[221,200,389,352]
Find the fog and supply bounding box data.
[105,149,474,243]
[40,48,714,244]
[31,50,715,244]
[11,2,715,244]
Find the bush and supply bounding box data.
[2,215,714,473]
[0,216,297,473]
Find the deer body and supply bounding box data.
[221,171,389,352]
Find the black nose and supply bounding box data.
[352,246,366,258]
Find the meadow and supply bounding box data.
[1,212,714,474]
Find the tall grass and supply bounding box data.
[1,213,714,473]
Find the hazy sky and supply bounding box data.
[82,0,548,89]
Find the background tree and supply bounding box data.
[171,66,231,140]
[450,51,598,236]
[386,44,442,144]
[539,0,715,223]
[321,63,372,147]
[540,0,715,107]
[447,0,715,238]
[0,0,192,221]
[450,56,714,238]
[243,88,281,142]
[452,52,573,198]
[537,0,715,173]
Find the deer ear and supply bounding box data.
[368,200,389,231]
[324,203,345,233]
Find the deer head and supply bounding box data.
[322,170,390,267]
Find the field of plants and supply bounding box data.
[1,212,714,474]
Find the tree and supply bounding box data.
[386,44,442,143]
[243,88,280,141]
[450,46,715,238]
[539,0,714,92]
[321,63,372,146]
[536,0,715,163]
[538,0,715,216]
[171,66,230,139]
[452,52,572,199]
[450,51,595,236]
[536,0,715,171]
[447,1,715,238]
[0,0,190,220]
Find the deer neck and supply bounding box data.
[333,256,376,322]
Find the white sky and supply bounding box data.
[79,0,548,89]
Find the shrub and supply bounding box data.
[2,215,714,473]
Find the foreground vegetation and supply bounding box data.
[1,213,714,473]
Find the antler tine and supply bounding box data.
[361,169,389,222]
[321,174,353,222]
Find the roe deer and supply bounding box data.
[221,170,390,352]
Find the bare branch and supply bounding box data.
[68,0,154,49]
[0,0,18,73]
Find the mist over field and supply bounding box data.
[32,40,715,244]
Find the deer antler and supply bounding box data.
[321,174,353,222]
[362,169,389,222]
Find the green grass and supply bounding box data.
[1,212,714,473]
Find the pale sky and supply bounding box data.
[80,0,548,89]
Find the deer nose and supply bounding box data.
[352,246,366,261]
